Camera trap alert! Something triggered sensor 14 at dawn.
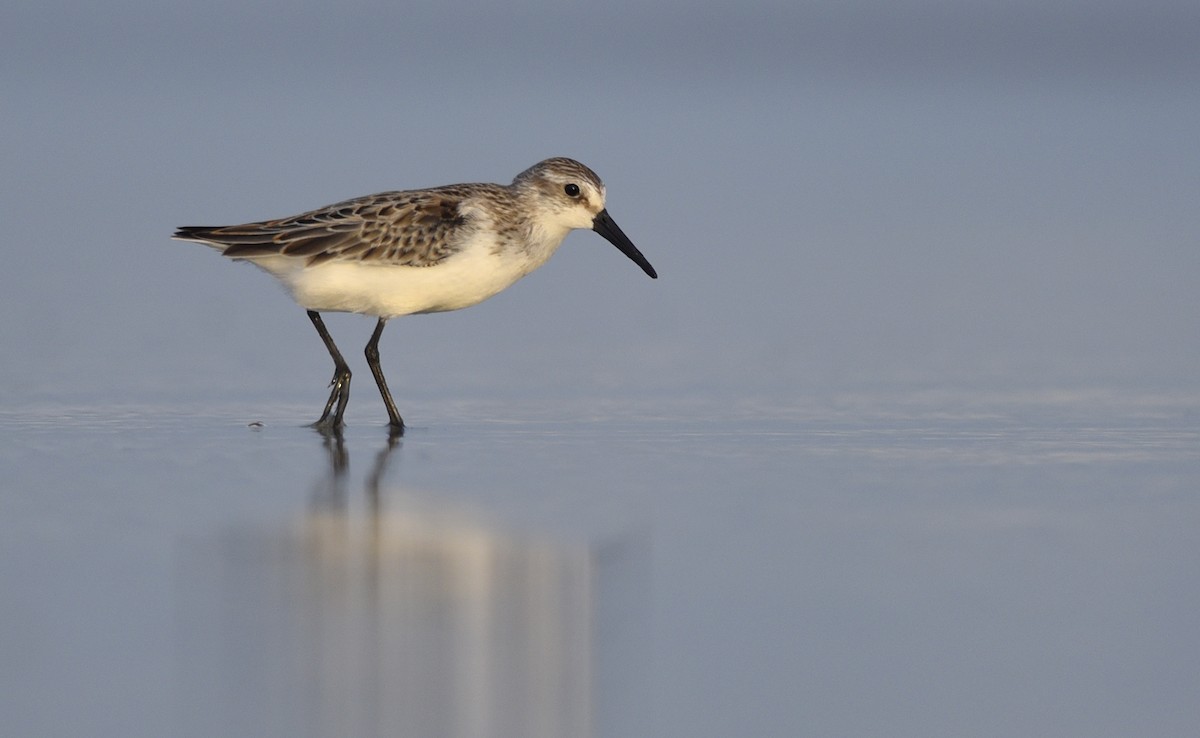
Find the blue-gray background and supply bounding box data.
[5,0,1197,403]
[3,2,1199,737]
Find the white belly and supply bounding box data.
[246,238,550,318]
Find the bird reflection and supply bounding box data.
[177,427,645,738]
[300,429,597,737]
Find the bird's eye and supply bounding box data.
[564,183,581,197]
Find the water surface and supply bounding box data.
[2,393,1197,737]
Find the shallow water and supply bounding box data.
[2,393,1197,737]
[4,1,1199,734]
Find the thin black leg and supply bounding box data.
[307,310,352,429]
[364,317,404,433]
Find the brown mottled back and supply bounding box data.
[174,183,509,268]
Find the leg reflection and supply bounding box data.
[310,425,349,511]
[178,431,646,738]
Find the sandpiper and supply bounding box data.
[174,157,657,434]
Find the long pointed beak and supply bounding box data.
[592,209,657,279]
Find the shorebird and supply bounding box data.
[174,157,657,434]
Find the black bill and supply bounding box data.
[592,209,657,279]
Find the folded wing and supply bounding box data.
[174,187,479,268]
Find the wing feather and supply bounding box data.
[173,184,494,268]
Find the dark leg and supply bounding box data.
[307,310,352,429]
[364,317,405,432]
